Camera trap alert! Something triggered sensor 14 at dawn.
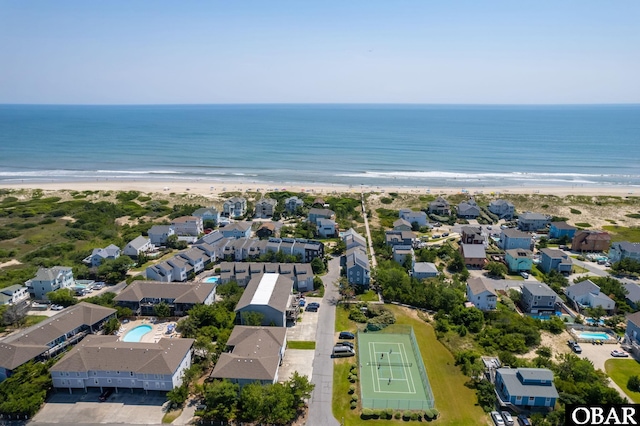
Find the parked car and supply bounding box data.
[99,387,115,402]
[517,415,532,426]
[336,341,354,349]
[568,340,582,354]
[502,411,515,426]
[299,299,306,307]
[611,349,629,357]
[305,305,318,312]
[50,304,64,311]
[491,411,506,426]
[520,272,529,279]
[339,331,355,340]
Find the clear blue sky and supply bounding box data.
[1,1,639,104]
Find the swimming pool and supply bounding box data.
[204,276,219,284]
[577,331,611,340]
[122,325,152,342]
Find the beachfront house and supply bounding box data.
[539,248,572,274]
[385,230,415,247]
[609,242,640,263]
[210,326,286,387]
[572,230,611,253]
[83,244,121,267]
[428,197,450,216]
[500,228,533,251]
[308,207,335,225]
[223,197,247,219]
[192,207,220,225]
[114,281,216,316]
[461,226,484,245]
[399,209,428,227]
[488,199,515,220]
[0,302,116,382]
[0,285,30,307]
[495,368,558,408]
[466,277,497,311]
[255,198,278,218]
[505,249,533,273]
[148,225,175,246]
[343,228,367,251]
[412,262,438,279]
[521,282,558,314]
[26,266,75,300]
[549,222,577,240]
[50,335,194,393]
[565,279,616,314]
[457,198,481,219]
[123,236,153,258]
[316,218,338,238]
[234,273,294,327]
[393,219,412,232]
[171,216,204,236]
[517,212,551,232]
[459,243,487,268]
[625,312,640,346]
[221,222,252,239]
[284,196,304,214]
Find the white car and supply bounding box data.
[50,304,64,311]
[520,272,529,279]
[502,411,514,426]
[611,349,629,357]
[491,411,505,425]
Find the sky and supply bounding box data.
[1,1,639,104]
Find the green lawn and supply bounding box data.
[24,315,48,327]
[333,304,488,425]
[356,290,379,302]
[605,359,640,403]
[603,226,640,243]
[287,341,316,350]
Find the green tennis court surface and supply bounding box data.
[357,327,434,410]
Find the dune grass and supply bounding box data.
[332,303,487,425]
[605,359,640,403]
[603,225,640,243]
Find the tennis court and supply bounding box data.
[357,326,434,410]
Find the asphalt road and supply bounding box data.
[306,256,342,426]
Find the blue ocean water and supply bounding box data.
[0,104,639,188]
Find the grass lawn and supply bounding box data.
[24,315,48,327]
[333,304,488,425]
[287,341,316,350]
[603,225,640,243]
[356,290,379,302]
[605,359,640,403]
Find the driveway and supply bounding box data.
[579,342,633,400]
[279,298,321,383]
[306,256,341,426]
[31,389,168,424]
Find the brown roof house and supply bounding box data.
[209,326,287,386]
[50,335,194,393]
[572,230,611,253]
[0,302,116,381]
[235,273,294,327]
[114,281,216,316]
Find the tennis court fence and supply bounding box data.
[358,324,435,410]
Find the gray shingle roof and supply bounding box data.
[498,368,558,399]
[234,273,293,313]
[114,281,215,304]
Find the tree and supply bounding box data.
[97,256,133,284]
[584,306,607,322]
[202,379,239,422]
[475,380,497,412]
[1,304,26,327]
[154,301,171,318]
[102,317,120,335]
[241,311,265,326]
[311,257,325,275]
[167,384,188,407]
[628,375,640,392]
[46,288,78,306]
[485,261,507,278]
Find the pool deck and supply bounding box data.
[116,318,180,343]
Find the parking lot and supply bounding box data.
[278,296,320,382]
[32,389,169,424]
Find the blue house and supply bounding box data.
[495,368,558,408]
[625,312,640,345]
[505,249,533,273]
[500,229,532,251]
[539,248,572,274]
[549,222,576,240]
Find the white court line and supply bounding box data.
[398,341,417,394]
[369,341,380,393]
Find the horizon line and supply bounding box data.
[1,102,640,107]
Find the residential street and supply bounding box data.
[306,256,342,426]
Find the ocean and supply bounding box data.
[1,104,639,189]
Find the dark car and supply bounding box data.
[305,305,318,312]
[517,415,532,426]
[336,341,354,349]
[99,387,115,402]
[308,302,320,308]
[339,331,355,340]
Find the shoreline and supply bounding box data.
[1,179,637,198]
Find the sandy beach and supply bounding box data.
[1,179,637,198]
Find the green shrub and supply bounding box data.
[381,197,393,204]
[575,222,592,228]
[424,409,434,420]
[570,208,582,215]
[349,385,356,394]
[361,408,373,419]
[350,401,357,410]
[410,412,419,421]
[385,408,394,419]
[403,410,412,420]
[395,411,402,419]
[351,394,358,403]
[372,409,382,419]
[348,374,357,383]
